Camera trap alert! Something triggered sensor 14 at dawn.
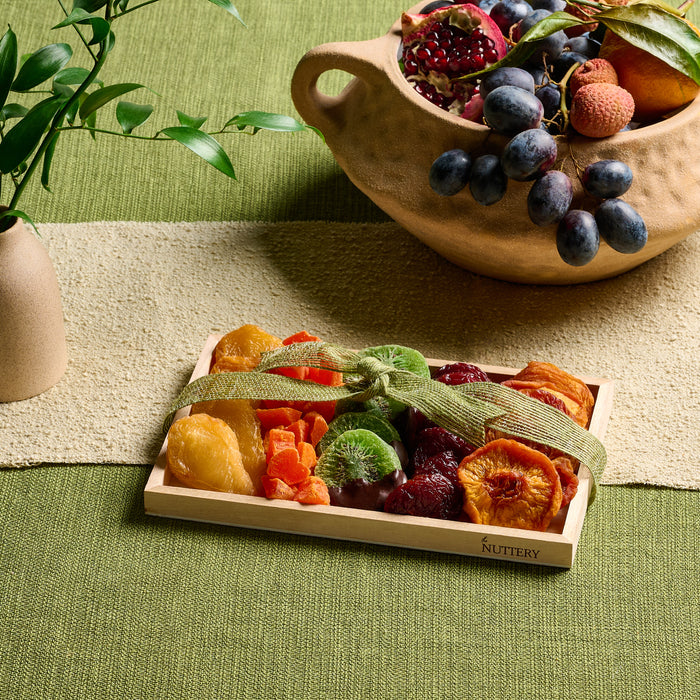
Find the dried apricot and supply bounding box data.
[166,413,255,495]
[211,355,259,374]
[213,324,283,366]
[458,439,562,531]
[190,399,267,495]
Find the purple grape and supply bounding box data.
[595,199,647,254]
[527,170,573,226]
[483,85,544,135]
[501,128,557,181]
[429,149,472,197]
[557,210,600,266]
[469,154,508,206]
[582,160,633,199]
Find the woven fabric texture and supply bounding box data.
[1,221,698,490]
[1,465,699,700]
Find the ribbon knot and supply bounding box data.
[350,356,393,402]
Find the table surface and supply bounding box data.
[2,2,699,699]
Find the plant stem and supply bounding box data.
[57,0,98,63]
[9,43,110,211]
[112,0,161,19]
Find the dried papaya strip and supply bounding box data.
[458,439,562,531]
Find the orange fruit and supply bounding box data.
[599,32,700,122]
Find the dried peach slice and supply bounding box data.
[505,361,595,428]
[458,439,562,531]
[191,399,267,496]
[213,324,283,366]
[166,413,255,495]
[552,456,579,509]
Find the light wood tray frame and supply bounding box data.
[145,336,614,568]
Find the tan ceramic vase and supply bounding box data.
[0,214,67,401]
[291,3,700,284]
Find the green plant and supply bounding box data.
[0,0,318,233]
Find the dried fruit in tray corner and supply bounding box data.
[458,438,563,531]
[166,413,255,495]
[191,399,267,495]
[503,361,594,428]
[212,324,283,370]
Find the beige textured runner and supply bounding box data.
[0,220,698,489]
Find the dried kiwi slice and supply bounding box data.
[356,344,431,418]
[315,429,402,489]
[317,412,402,455]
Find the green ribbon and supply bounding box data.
[163,342,606,502]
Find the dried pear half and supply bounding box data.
[458,438,562,531]
[191,399,267,496]
[315,428,402,489]
[166,413,255,495]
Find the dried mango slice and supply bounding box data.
[191,400,267,496]
[504,361,594,428]
[212,324,283,366]
[458,439,562,531]
[166,413,255,495]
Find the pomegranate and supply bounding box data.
[401,4,507,121]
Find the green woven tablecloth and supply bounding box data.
[1,2,699,699]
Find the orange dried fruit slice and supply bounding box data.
[211,355,259,374]
[191,399,267,496]
[552,456,579,509]
[166,413,255,495]
[505,361,594,428]
[213,324,283,365]
[458,438,562,531]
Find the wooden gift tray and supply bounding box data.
[145,335,614,568]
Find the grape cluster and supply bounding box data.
[428,61,647,266]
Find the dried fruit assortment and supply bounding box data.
[165,325,598,533]
[405,1,700,266]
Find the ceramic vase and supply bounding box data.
[0,214,67,401]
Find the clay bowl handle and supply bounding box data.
[291,34,397,140]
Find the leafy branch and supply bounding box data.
[0,0,317,233]
[456,0,700,84]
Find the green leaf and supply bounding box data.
[0,26,18,111]
[85,109,97,140]
[53,9,111,46]
[0,96,64,173]
[79,82,143,121]
[0,209,39,237]
[207,0,246,26]
[73,0,109,11]
[161,126,236,178]
[224,110,311,133]
[41,130,61,192]
[596,4,700,84]
[0,103,28,120]
[11,43,73,92]
[116,100,153,133]
[54,66,93,85]
[176,110,208,129]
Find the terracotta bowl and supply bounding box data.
[291,3,700,284]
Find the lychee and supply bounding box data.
[569,83,635,138]
[570,59,618,97]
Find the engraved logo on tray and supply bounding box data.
[481,536,540,560]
